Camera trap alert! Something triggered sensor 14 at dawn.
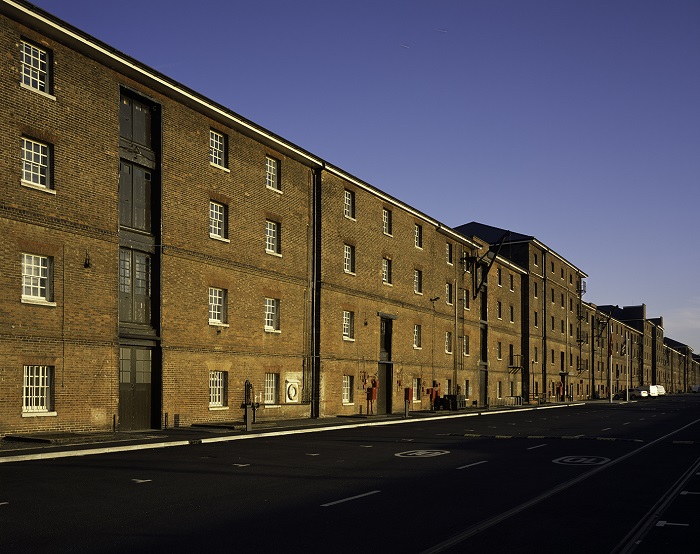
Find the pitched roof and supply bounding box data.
[454,222,533,244]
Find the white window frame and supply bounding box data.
[20,40,52,97]
[344,189,356,220]
[265,220,281,255]
[412,377,422,401]
[208,287,227,326]
[264,372,280,405]
[265,297,281,332]
[342,374,354,404]
[342,310,355,340]
[497,341,503,360]
[497,301,502,320]
[445,331,453,354]
[209,129,228,169]
[463,335,470,356]
[414,224,423,248]
[414,269,422,294]
[265,156,280,191]
[413,324,422,349]
[344,244,356,274]
[446,243,453,265]
[209,201,229,241]
[22,365,55,416]
[382,208,392,236]
[21,137,54,192]
[446,283,453,305]
[209,371,228,409]
[382,258,392,285]
[21,253,55,305]
[463,289,470,310]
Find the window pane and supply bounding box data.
[20,41,48,93]
[21,138,49,186]
[22,253,49,300]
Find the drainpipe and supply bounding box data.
[310,167,322,418]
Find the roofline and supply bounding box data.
[507,237,588,278]
[325,164,481,249]
[5,0,484,251]
[2,0,324,168]
[495,255,527,275]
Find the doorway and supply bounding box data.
[377,363,393,414]
[119,346,152,430]
[377,317,393,414]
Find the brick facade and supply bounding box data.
[0,2,697,437]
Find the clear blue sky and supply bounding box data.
[29,0,700,350]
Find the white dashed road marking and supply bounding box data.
[457,460,488,470]
[322,490,380,507]
[527,444,547,450]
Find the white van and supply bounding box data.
[637,385,658,397]
[654,385,666,396]
[691,385,700,393]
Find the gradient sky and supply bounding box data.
[27,0,700,349]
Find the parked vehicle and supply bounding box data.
[615,388,647,399]
[634,385,658,397]
[654,385,666,396]
[691,385,700,393]
[613,388,641,400]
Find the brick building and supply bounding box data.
[455,223,589,402]
[1,1,698,438]
[318,165,483,415]
[0,0,323,435]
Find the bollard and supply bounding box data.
[404,399,409,418]
[245,405,253,432]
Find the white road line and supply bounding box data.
[131,479,151,484]
[457,460,488,470]
[527,444,547,450]
[232,463,250,467]
[423,418,700,554]
[602,428,611,431]
[656,520,689,527]
[0,403,583,465]
[306,453,320,456]
[0,502,9,506]
[321,490,380,507]
[623,422,630,426]
[360,445,373,448]
[680,491,700,495]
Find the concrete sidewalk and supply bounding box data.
[0,401,590,463]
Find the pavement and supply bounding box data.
[0,401,593,463]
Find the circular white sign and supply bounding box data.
[552,456,610,466]
[395,449,450,458]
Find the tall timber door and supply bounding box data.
[119,346,152,430]
[377,318,393,414]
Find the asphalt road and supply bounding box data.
[1,396,699,553]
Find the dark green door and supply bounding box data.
[119,346,152,430]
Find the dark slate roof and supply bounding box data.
[454,222,533,245]
[664,337,691,351]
